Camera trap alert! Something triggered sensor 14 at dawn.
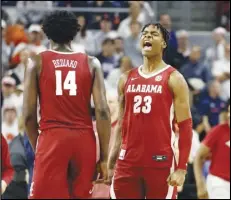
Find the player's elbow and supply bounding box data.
[95,105,111,121]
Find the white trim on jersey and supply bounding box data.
[206,174,230,199]
[138,65,171,79]
[47,49,82,54]
[110,176,117,199]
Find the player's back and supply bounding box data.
[39,50,93,131]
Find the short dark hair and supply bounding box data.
[141,23,170,50]
[102,38,114,46]
[42,10,81,44]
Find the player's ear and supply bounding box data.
[162,41,167,49]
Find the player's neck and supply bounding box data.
[143,54,166,73]
[50,42,73,52]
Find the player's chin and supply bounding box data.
[142,50,154,57]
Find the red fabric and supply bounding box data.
[203,123,230,182]
[39,51,93,131]
[120,66,176,168]
[29,128,96,198]
[177,118,193,170]
[1,134,14,185]
[113,165,177,199]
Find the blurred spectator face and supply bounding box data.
[212,27,226,43]
[102,39,115,56]
[107,93,118,117]
[2,77,16,97]
[209,80,221,97]
[28,24,43,44]
[100,19,112,33]
[225,44,230,59]
[189,46,201,63]
[129,1,141,19]
[130,21,141,37]
[77,16,86,29]
[3,107,17,125]
[115,37,124,52]
[160,14,172,31]
[120,56,133,72]
[29,31,42,43]
[177,30,189,48]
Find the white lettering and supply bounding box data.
[126,84,163,94]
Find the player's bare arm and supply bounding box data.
[107,72,128,183]
[90,56,111,161]
[193,144,210,199]
[167,71,193,186]
[23,55,41,151]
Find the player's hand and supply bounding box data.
[167,169,186,187]
[1,180,7,195]
[93,161,108,185]
[104,168,114,185]
[197,183,209,199]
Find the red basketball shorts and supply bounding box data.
[29,128,96,199]
[110,159,177,199]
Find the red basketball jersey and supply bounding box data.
[119,65,177,168]
[39,50,93,131]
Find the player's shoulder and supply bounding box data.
[207,123,229,140]
[87,55,101,69]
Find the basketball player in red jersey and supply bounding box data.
[194,102,230,199]
[107,23,193,199]
[23,11,111,199]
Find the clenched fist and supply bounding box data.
[167,169,187,187]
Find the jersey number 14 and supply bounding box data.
[55,70,77,96]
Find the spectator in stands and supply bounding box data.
[16,1,53,28]
[124,21,143,67]
[2,19,11,73]
[7,49,31,84]
[3,117,34,199]
[139,1,155,24]
[88,1,114,29]
[205,27,227,65]
[2,104,19,144]
[159,14,178,50]
[212,43,230,101]
[1,133,14,196]
[114,37,124,65]
[180,46,211,84]
[159,14,178,66]
[96,38,117,78]
[117,1,144,38]
[27,24,47,54]
[93,14,117,55]
[167,30,191,70]
[198,80,226,133]
[107,56,133,91]
[73,15,95,55]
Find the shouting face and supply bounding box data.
[140,25,167,58]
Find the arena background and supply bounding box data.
[1,1,230,199]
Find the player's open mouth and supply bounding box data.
[143,41,152,51]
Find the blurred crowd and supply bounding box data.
[1,1,230,199]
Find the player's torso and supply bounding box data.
[39,50,93,131]
[119,65,176,168]
[210,124,230,181]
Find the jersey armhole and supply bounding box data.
[38,52,45,85]
[167,67,176,98]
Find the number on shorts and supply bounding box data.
[133,95,152,114]
[55,70,77,96]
